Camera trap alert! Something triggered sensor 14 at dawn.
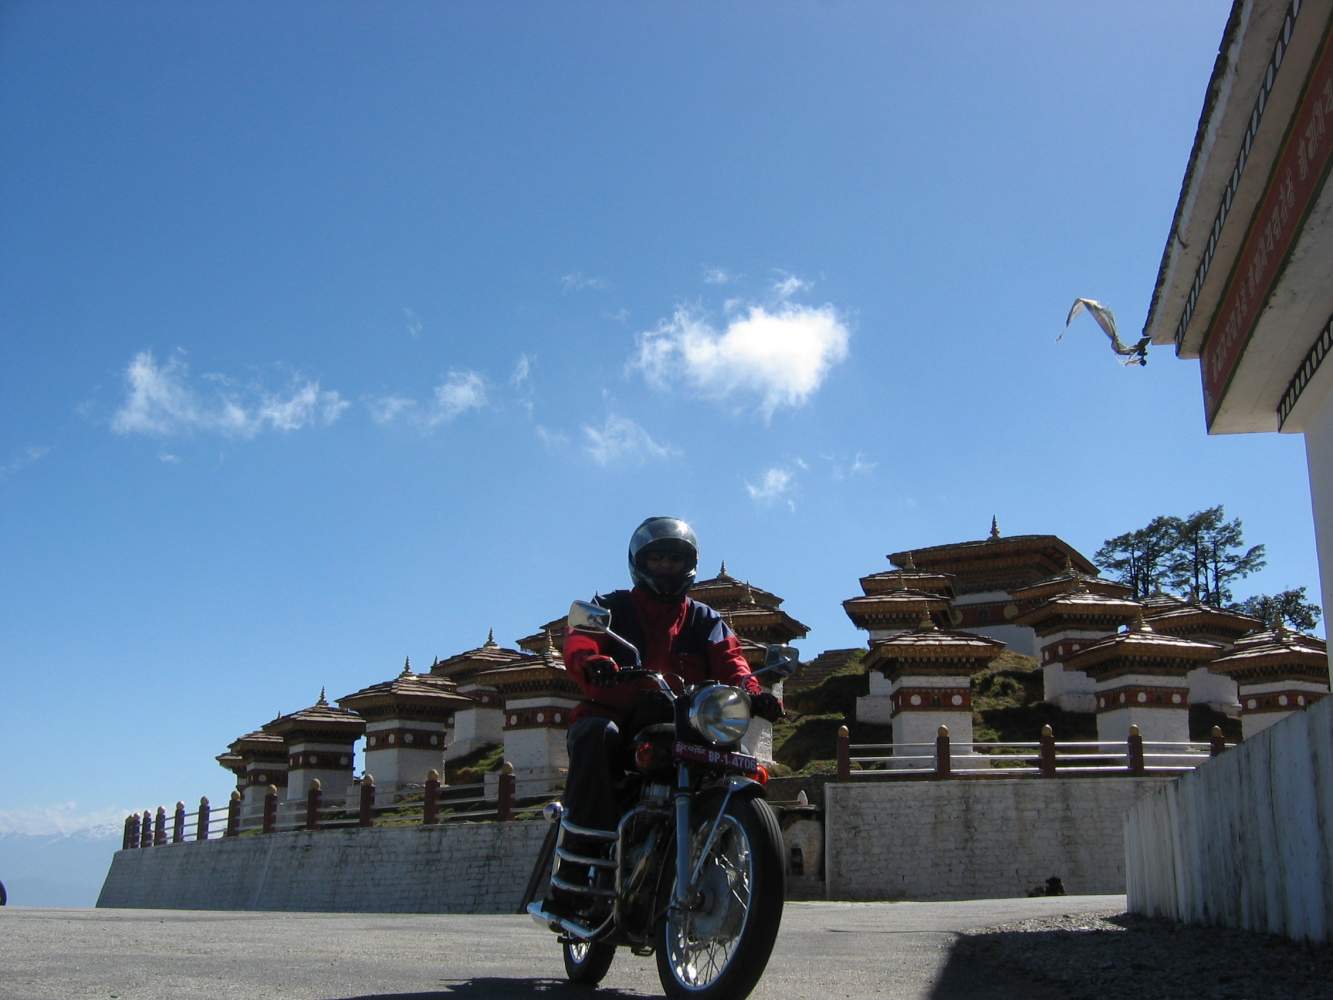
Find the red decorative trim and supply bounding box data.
[891,688,971,713]
[1041,639,1094,665]
[1241,689,1326,713]
[504,706,574,730]
[245,770,289,787]
[365,728,446,750]
[1096,686,1189,711]
[287,752,355,770]
[1202,29,1333,425]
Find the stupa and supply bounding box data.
[267,688,367,804]
[1208,626,1330,738]
[430,630,525,758]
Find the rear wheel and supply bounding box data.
[562,938,616,986]
[654,795,784,1000]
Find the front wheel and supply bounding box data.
[654,795,785,1000]
[562,938,616,986]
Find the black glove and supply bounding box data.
[584,656,620,689]
[751,691,784,722]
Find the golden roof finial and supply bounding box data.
[989,515,1000,540]
[317,686,328,706]
[401,656,412,677]
[720,559,728,577]
[918,608,936,631]
[543,627,556,655]
[896,571,907,591]
[484,628,497,648]
[1133,607,1152,632]
[745,583,757,606]
[1063,553,1073,573]
[902,551,917,570]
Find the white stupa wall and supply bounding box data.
[888,673,976,770]
[1188,666,1240,714]
[450,704,504,758]
[362,720,448,792]
[1038,628,1110,713]
[286,739,357,803]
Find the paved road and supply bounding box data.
[0,896,1121,1000]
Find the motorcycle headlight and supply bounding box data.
[688,686,751,745]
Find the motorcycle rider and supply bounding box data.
[546,516,784,917]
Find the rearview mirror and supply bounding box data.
[568,600,612,633]
[759,644,800,679]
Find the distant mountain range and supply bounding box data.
[0,831,122,908]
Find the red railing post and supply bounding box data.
[225,791,241,837]
[498,762,515,821]
[934,725,951,779]
[836,725,850,781]
[423,769,440,825]
[152,807,167,846]
[1039,724,1056,778]
[262,785,278,834]
[197,797,210,841]
[172,801,186,844]
[140,810,152,848]
[1127,725,1145,775]
[305,779,322,831]
[359,775,375,828]
[1210,725,1226,757]
[123,814,137,850]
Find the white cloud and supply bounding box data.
[746,466,797,510]
[561,272,608,293]
[832,450,877,480]
[426,370,487,426]
[535,424,570,449]
[772,271,812,300]
[0,802,131,839]
[630,304,850,418]
[367,395,418,426]
[158,452,181,464]
[111,351,347,439]
[511,353,533,387]
[702,266,733,286]
[403,307,423,339]
[605,307,631,324]
[0,445,50,481]
[582,415,677,466]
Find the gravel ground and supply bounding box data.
[957,909,1333,1000]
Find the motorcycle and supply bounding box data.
[527,599,798,1000]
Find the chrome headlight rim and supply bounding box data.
[687,685,752,745]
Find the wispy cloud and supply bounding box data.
[535,424,570,450]
[630,304,850,418]
[158,452,181,464]
[582,415,678,466]
[0,445,50,481]
[702,266,734,286]
[746,466,797,510]
[403,307,423,339]
[832,450,877,480]
[367,395,418,426]
[511,353,533,387]
[772,271,812,301]
[111,351,348,439]
[0,802,131,839]
[561,272,608,293]
[426,370,487,426]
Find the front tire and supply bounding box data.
[654,794,784,1000]
[562,939,616,986]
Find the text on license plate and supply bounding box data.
[673,741,759,773]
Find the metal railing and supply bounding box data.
[121,763,540,850]
[834,724,1235,781]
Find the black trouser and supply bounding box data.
[564,715,623,834]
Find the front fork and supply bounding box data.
[672,766,742,910]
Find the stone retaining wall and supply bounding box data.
[97,820,551,913]
[824,777,1165,901]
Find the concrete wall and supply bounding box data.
[97,820,551,913]
[1124,697,1333,943]
[824,777,1163,901]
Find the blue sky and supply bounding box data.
[0,2,1318,889]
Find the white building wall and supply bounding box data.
[1188,666,1240,714]
[449,705,504,758]
[1125,697,1333,943]
[1039,627,1106,712]
[1304,386,1333,686]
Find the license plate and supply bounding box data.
[673,741,759,774]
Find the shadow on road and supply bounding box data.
[335,977,646,999]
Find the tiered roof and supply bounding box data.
[471,630,580,697]
[1143,602,1264,645]
[887,519,1096,596]
[266,688,367,741]
[430,630,528,683]
[843,585,953,632]
[1208,626,1331,684]
[227,727,286,759]
[1012,584,1143,633]
[691,563,809,644]
[1062,614,1221,679]
[1010,555,1133,607]
[339,657,475,720]
[864,613,1006,677]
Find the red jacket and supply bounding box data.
[564,587,761,724]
